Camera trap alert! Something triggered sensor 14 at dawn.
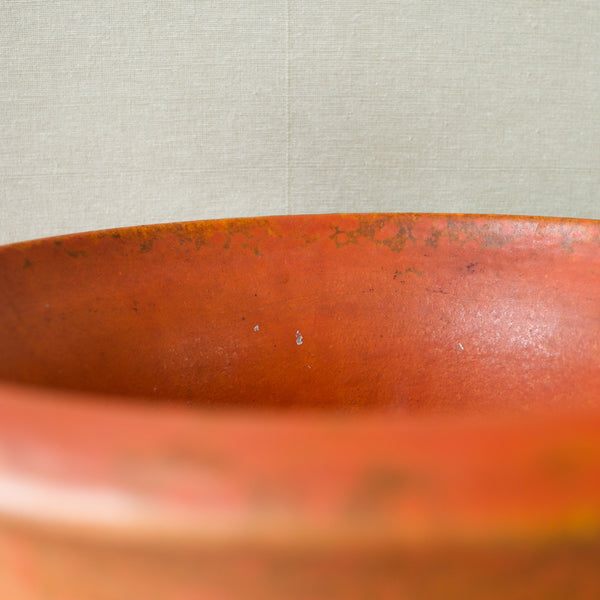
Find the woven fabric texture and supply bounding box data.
[1,1,599,244]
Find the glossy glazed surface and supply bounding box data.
[0,214,599,599]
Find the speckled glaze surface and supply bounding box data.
[0,214,599,598]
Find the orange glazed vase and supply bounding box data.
[0,213,599,599]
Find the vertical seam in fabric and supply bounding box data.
[285,0,291,214]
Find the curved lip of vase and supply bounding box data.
[1,379,599,548]
[0,213,599,547]
[2,211,600,249]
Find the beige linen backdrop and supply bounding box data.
[1,1,599,245]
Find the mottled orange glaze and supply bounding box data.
[0,214,599,598]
